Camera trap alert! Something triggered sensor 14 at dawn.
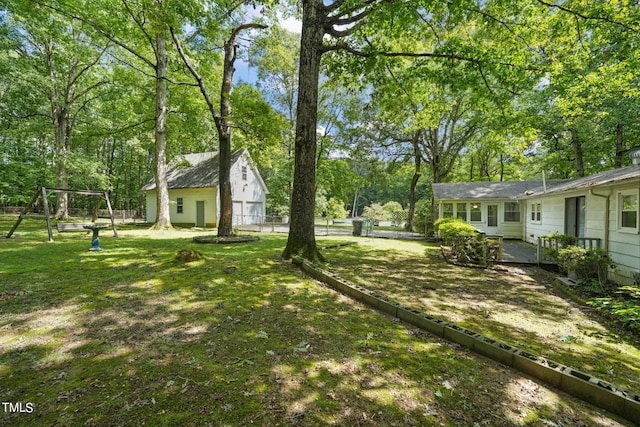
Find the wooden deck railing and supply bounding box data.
[537,236,602,263]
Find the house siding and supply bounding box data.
[524,196,566,243]
[145,188,218,227]
[434,168,639,286]
[437,199,524,239]
[607,182,640,286]
[230,152,267,225]
[524,183,640,286]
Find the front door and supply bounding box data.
[196,201,205,227]
[487,204,498,228]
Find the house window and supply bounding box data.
[620,192,638,229]
[504,202,520,222]
[242,165,247,181]
[177,197,184,214]
[531,203,541,222]
[442,203,453,218]
[470,203,481,222]
[456,203,467,221]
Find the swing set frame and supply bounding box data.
[6,186,119,242]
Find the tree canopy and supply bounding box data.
[1,0,638,250]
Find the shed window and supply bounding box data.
[470,203,481,222]
[620,192,638,229]
[456,203,467,221]
[531,203,541,222]
[504,202,520,222]
[442,203,453,218]
[242,166,248,181]
[177,197,184,214]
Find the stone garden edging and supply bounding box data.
[291,256,640,424]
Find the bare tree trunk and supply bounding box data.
[217,34,235,237]
[352,186,359,218]
[615,123,624,168]
[282,0,324,261]
[569,128,585,177]
[218,23,266,236]
[45,38,69,219]
[405,131,421,232]
[171,24,265,236]
[53,111,69,219]
[153,32,172,229]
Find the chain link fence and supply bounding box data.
[233,215,426,240]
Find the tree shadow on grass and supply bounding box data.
[0,232,634,426]
[324,243,640,394]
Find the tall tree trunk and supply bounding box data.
[53,109,69,219]
[615,123,624,168]
[282,0,324,261]
[351,186,360,218]
[405,131,421,232]
[45,38,69,219]
[153,32,172,229]
[217,34,235,237]
[217,23,266,236]
[569,128,585,177]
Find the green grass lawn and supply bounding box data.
[323,239,640,393]
[0,219,635,426]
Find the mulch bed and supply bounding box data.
[193,235,260,244]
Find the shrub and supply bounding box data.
[557,246,616,290]
[450,235,502,267]
[434,218,477,244]
[540,232,579,260]
[413,199,433,235]
[362,203,387,223]
[382,201,406,226]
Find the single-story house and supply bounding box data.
[142,149,269,227]
[432,158,640,286]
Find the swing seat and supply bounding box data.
[56,222,94,232]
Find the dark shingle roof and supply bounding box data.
[432,165,640,201]
[524,165,640,196]
[141,149,245,191]
[432,181,557,200]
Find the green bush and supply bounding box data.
[450,235,502,266]
[557,246,616,290]
[326,198,349,219]
[362,203,387,223]
[413,199,432,235]
[435,218,477,244]
[588,298,640,331]
[540,232,579,260]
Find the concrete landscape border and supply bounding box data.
[292,256,640,424]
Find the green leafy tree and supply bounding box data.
[326,197,349,219]
[3,1,112,218]
[171,14,267,236]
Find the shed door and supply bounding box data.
[196,201,205,227]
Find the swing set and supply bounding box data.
[6,186,118,242]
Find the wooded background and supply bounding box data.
[1,1,638,234]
